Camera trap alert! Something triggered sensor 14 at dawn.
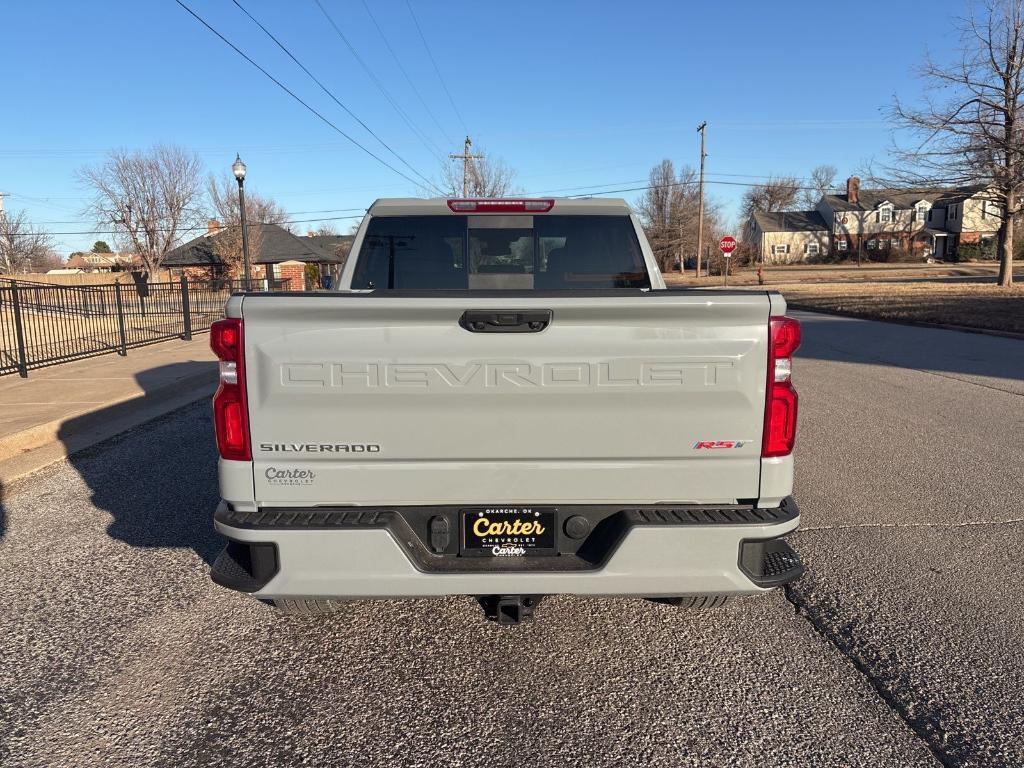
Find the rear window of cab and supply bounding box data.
[351,215,650,290]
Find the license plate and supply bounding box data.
[461,507,557,557]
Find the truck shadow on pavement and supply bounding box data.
[794,314,1024,383]
[56,361,222,564]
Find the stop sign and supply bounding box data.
[719,236,737,254]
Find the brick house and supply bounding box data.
[745,177,1001,263]
[817,177,1000,261]
[162,221,350,289]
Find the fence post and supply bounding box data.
[180,275,192,341]
[10,281,29,378]
[114,282,128,356]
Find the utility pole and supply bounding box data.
[449,136,483,197]
[695,122,707,278]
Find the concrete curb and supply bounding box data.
[0,370,217,490]
[787,303,1024,341]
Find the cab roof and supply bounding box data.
[366,197,633,217]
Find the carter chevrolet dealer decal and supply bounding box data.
[471,509,545,556]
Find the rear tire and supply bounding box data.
[272,598,348,615]
[647,595,730,610]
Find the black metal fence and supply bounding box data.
[0,277,282,377]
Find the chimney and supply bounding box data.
[207,218,220,236]
[846,176,860,205]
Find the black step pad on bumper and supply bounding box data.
[211,541,279,593]
[739,538,804,588]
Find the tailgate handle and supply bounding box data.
[460,310,552,333]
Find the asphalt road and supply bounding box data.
[0,312,1021,767]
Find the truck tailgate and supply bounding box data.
[239,292,771,505]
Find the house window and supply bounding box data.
[950,206,958,220]
[836,239,848,251]
[914,203,929,223]
[981,201,1001,220]
[890,238,902,249]
[771,244,790,256]
[878,205,893,223]
[867,239,878,250]
[805,242,820,256]
[927,209,933,222]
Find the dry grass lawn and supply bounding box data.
[664,262,1008,287]
[778,283,1024,335]
[663,263,1024,335]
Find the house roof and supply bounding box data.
[305,234,354,257]
[66,252,136,269]
[823,185,986,212]
[752,210,828,233]
[162,223,345,267]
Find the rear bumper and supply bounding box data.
[211,498,803,599]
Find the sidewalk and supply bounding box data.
[0,338,217,485]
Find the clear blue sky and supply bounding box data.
[1,0,964,255]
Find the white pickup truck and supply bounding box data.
[208,197,803,624]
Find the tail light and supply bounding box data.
[762,316,801,458]
[447,199,554,213]
[210,318,251,461]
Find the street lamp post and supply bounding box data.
[232,154,252,290]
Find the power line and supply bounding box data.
[174,1,428,191]
[230,0,441,194]
[535,170,836,195]
[6,213,364,238]
[21,177,843,236]
[32,207,367,225]
[405,0,468,135]
[565,177,836,198]
[359,0,455,147]
[531,174,827,197]
[312,0,447,163]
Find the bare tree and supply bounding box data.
[79,145,203,279]
[800,164,838,208]
[440,149,518,197]
[740,176,800,221]
[637,160,682,242]
[0,209,56,274]
[207,175,288,277]
[636,159,721,271]
[28,247,64,273]
[888,0,1023,286]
